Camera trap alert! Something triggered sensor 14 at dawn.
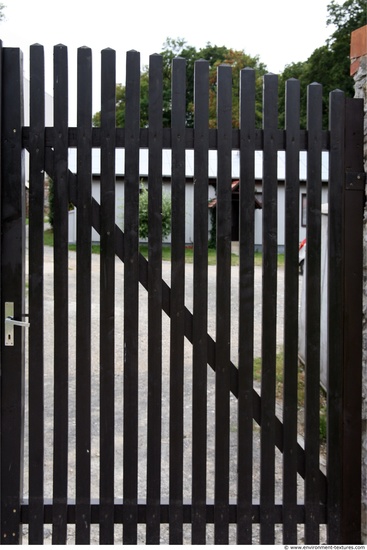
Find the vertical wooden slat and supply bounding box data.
[0,39,2,300]
[52,44,69,545]
[0,46,25,544]
[214,63,232,545]
[237,67,256,545]
[191,59,209,545]
[99,47,116,545]
[304,82,323,544]
[340,97,364,544]
[123,49,140,545]
[260,73,278,544]
[282,77,300,544]
[327,89,345,544]
[75,46,92,544]
[28,43,45,544]
[169,56,186,545]
[146,53,163,545]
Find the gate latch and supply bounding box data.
[4,302,30,346]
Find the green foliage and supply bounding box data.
[278,0,366,128]
[93,39,267,129]
[44,228,54,246]
[48,177,54,227]
[47,177,74,228]
[323,0,366,92]
[0,4,6,22]
[326,0,366,38]
[138,186,172,240]
[253,351,327,442]
[208,207,216,249]
[159,39,268,127]
[91,1,365,132]
[92,81,147,127]
[277,62,308,129]
[320,403,327,442]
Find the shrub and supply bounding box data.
[47,177,74,228]
[48,177,54,227]
[139,185,171,240]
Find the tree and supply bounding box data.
[324,0,366,93]
[92,77,149,127]
[93,39,268,128]
[327,0,366,38]
[160,40,267,127]
[277,62,308,128]
[278,0,366,128]
[205,47,267,128]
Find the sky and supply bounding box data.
[0,0,339,124]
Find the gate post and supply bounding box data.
[341,97,365,543]
[327,92,365,544]
[350,26,367,543]
[0,47,26,544]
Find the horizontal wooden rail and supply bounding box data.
[22,127,331,151]
[20,500,327,524]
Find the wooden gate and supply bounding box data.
[0,43,365,545]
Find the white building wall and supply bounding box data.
[253,183,329,251]
[69,180,216,244]
[298,204,329,389]
[69,179,329,248]
[67,148,329,248]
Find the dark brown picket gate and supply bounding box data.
[0,43,365,545]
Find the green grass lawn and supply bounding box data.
[139,244,241,266]
[253,351,327,442]
[44,229,285,267]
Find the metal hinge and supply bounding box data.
[4,302,30,346]
[345,171,366,191]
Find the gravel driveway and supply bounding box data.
[22,245,324,544]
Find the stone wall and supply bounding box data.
[351,24,367,544]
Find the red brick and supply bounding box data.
[350,25,367,75]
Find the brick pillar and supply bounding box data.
[351,24,367,545]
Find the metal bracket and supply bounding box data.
[345,172,366,191]
[4,302,30,346]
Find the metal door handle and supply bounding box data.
[5,317,30,328]
[4,302,30,346]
